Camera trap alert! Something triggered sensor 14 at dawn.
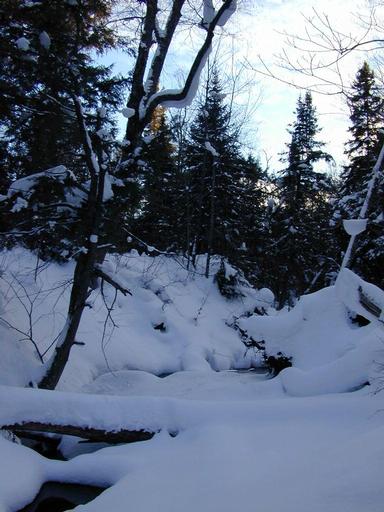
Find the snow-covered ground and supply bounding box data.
[1,374,384,512]
[0,248,270,390]
[0,248,384,511]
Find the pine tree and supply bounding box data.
[333,62,384,286]
[266,92,334,305]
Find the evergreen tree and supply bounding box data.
[0,0,122,177]
[135,110,184,251]
[233,154,268,283]
[266,92,334,305]
[0,0,127,259]
[184,69,258,274]
[333,62,384,286]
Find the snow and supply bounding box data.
[97,106,107,119]
[217,0,237,27]
[0,384,384,512]
[336,268,384,323]
[149,47,212,111]
[10,196,28,212]
[240,280,384,396]
[7,165,71,198]
[343,218,367,236]
[2,250,380,397]
[204,140,219,157]
[120,107,135,119]
[39,31,51,50]
[16,37,30,51]
[0,249,265,389]
[102,172,114,202]
[1,247,384,512]
[257,287,275,306]
[203,0,216,24]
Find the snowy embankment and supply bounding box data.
[239,269,384,396]
[1,247,383,398]
[0,248,271,390]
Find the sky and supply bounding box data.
[224,0,376,171]
[107,0,379,173]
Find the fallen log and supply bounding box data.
[336,269,384,323]
[358,286,383,321]
[2,422,156,444]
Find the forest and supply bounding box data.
[0,1,384,511]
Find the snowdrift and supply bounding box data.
[240,269,384,396]
[1,247,383,397]
[0,248,269,390]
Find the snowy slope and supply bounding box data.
[1,248,384,512]
[240,276,384,396]
[0,248,268,390]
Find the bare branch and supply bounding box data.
[94,266,132,296]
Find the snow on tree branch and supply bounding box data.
[5,166,74,200]
[144,0,236,116]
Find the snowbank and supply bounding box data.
[240,276,384,396]
[0,248,267,390]
[1,247,383,397]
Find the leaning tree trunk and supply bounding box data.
[38,249,99,390]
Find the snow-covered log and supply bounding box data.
[336,268,384,323]
[3,422,154,444]
[0,386,164,439]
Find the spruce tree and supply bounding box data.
[267,92,334,305]
[0,0,122,178]
[135,110,183,251]
[0,0,127,259]
[234,154,268,283]
[333,62,384,286]
[184,69,253,274]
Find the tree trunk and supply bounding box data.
[205,155,216,278]
[38,249,98,390]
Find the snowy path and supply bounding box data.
[1,371,384,512]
